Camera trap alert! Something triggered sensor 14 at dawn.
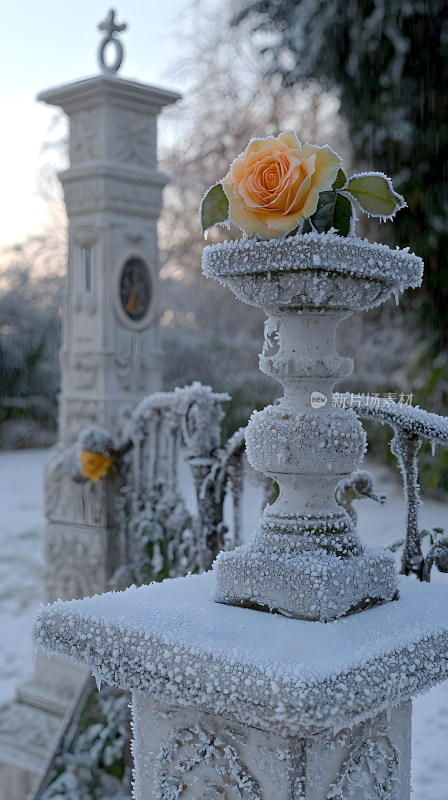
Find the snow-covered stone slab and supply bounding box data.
[34,572,448,738]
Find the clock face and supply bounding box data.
[119,257,152,322]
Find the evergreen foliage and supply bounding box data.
[41,685,132,800]
[0,236,63,447]
[236,0,448,349]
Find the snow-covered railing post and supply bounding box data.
[109,383,245,585]
[177,384,232,570]
[391,432,423,577]
[352,394,448,581]
[33,134,448,800]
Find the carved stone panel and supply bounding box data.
[61,176,102,217]
[71,353,100,390]
[70,108,102,163]
[0,702,62,763]
[304,702,411,800]
[131,696,303,800]
[130,695,411,800]
[59,397,105,445]
[110,108,157,168]
[115,328,157,393]
[45,522,108,602]
[61,173,163,218]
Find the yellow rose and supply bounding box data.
[221,130,342,238]
[79,450,114,483]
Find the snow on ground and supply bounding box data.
[0,449,46,707]
[0,448,448,797]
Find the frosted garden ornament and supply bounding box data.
[65,425,116,484]
[201,131,423,621]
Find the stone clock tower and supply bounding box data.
[37,17,180,604]
[0,16,180,797]
[39,54,180,446]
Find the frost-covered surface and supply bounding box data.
[34,571,448,738]
[213,539,397,620]
[115,383,244,586]
[202,233,423,311]
[354,394,448,581]
[130,383,229,460]
[349,393,448,445]
[246,405,365,475]
[201,235,412,620]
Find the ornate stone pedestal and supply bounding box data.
[34,572,448,799]
[202,233,423,620]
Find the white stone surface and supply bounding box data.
[3,449,448,796]
[38,74,180,603]
[34,572,448,739]
[131,696,411,800]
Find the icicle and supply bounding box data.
[392,287,400,305]
[95,672,102,691]
[431,439,437,457]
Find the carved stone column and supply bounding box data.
[39,74,180,603]
[202,234,423,620]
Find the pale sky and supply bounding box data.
[0,0,195,248]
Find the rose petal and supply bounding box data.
[301,143,342,192]
[278,130,302,152]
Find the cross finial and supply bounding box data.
[97,9,128,74]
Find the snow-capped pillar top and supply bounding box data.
[33,573,448,739]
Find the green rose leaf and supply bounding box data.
[311,192,337,234]
[332,168,347,192]
[333,193,353,237]
[200,183,229,233]
[309,191,353,237]
[301,218,313,234]
[346,173,406,219]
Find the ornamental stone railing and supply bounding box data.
[33,232,448,800]
[111,383,246,588]
[352,393,448,581]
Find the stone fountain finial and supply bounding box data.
[97,9,127,74]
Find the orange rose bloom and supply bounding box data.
[222,131,342,238]
[79,451,114,483]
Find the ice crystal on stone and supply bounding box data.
[202,232,423,312]
[353,393,448,580]
[33,573,448,739]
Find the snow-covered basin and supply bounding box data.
[1,448,448,795]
